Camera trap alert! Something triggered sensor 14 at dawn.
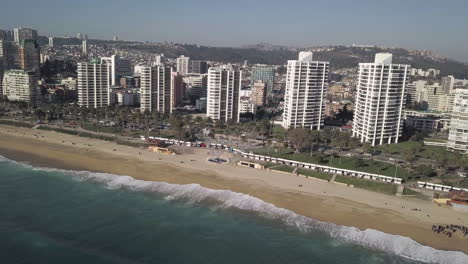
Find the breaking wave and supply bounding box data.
[1,155,467,264]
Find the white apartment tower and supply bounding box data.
[447,89,468,153]
[282,51,329,130]
[140,65,173,113]
[77,60,111,108]
[176,55,190,76]
[82,40,88,54]
[2,69,39,103]
[206,67,241,122]
[48,37,54,48]
[352,53,410,146]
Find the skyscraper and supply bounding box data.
[251,80,266,106]
[442,75,456,94]
[82,40,88,54]
[447,88,468,153]
[206,67,241,122]
[282,51,329,130]
[191,60,208,74]
[0,40,19,69]
[176,55,189,76]
[352,53,410,146]
[13,28,38,43]
[251,65,275,93]
[19,39,40,72]
[48,37,54,48]
[100,55,132,86]
[171,72,185,108]
[140,65,173,113]
[77,60,111,108]
[2,69,39,103]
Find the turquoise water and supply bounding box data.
[0,155,466,264]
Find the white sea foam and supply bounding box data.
[1,154,467,264]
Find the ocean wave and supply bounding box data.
[1,155,467,264]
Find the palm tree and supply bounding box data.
[119,108,129,135]
[34,108,45,123]
[79,106,89,130]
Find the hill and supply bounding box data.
[37,36,468,78]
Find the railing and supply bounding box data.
[141,136,403,185]
[417,181,468,193]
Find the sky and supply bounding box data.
[1,0,467,62]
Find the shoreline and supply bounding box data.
[0,125,467,254]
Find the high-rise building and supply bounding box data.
[352,53,410,146]
[191,60,208,74]
[251,65,275,93]
[176,55,190,76]
[76,32,88,40]
[0,30,14,41]
[442,75,456,94]
[171,72,185,108]
[13,28,38,43]
[48,37,54,48]
[82,40,88,54]
[19,39,40,72]
[251,80,266,106]
[2,69,39,103]
[184,73,207,103]
[0,40,19,69]
[0,61,4,96]
[206,67,241,122]
[140,65,173,113]
[447,89,468,153]
[77,60,111,108]
[282,51,329,130]
[100,55,132,86]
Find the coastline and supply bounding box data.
[0,125,467,254]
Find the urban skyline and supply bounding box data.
[1,0,468,62]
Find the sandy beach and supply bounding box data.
[0,124,467,254]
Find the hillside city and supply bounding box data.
[1,27,468,195]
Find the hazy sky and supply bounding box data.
[1,0,467,62]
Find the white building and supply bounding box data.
[239,98,256,115]
[139,65,173,113]
[60,77,77,90]
[77,60,111,108]
[206,67,241,122]
[2,69,39,103]
[48,37,54,48]
[176,55,190,76]
[352,53,410,146]
[447,89,468,153]
[101,55,132,86]
[282,51,329,130]
[82,40,88,54]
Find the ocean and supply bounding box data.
[0,155,466,264]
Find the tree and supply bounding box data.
[354,158,366,167]
[34,108,45,122]
[287,128,311,153]
[361,142,373,155]
[169,114,187,140]
[415,164,436,179]
[403,149,417,170]
[381,144,392,159]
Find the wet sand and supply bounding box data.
[0,125,467,254]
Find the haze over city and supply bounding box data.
[1,0,468,61]
[1,1,468,264]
